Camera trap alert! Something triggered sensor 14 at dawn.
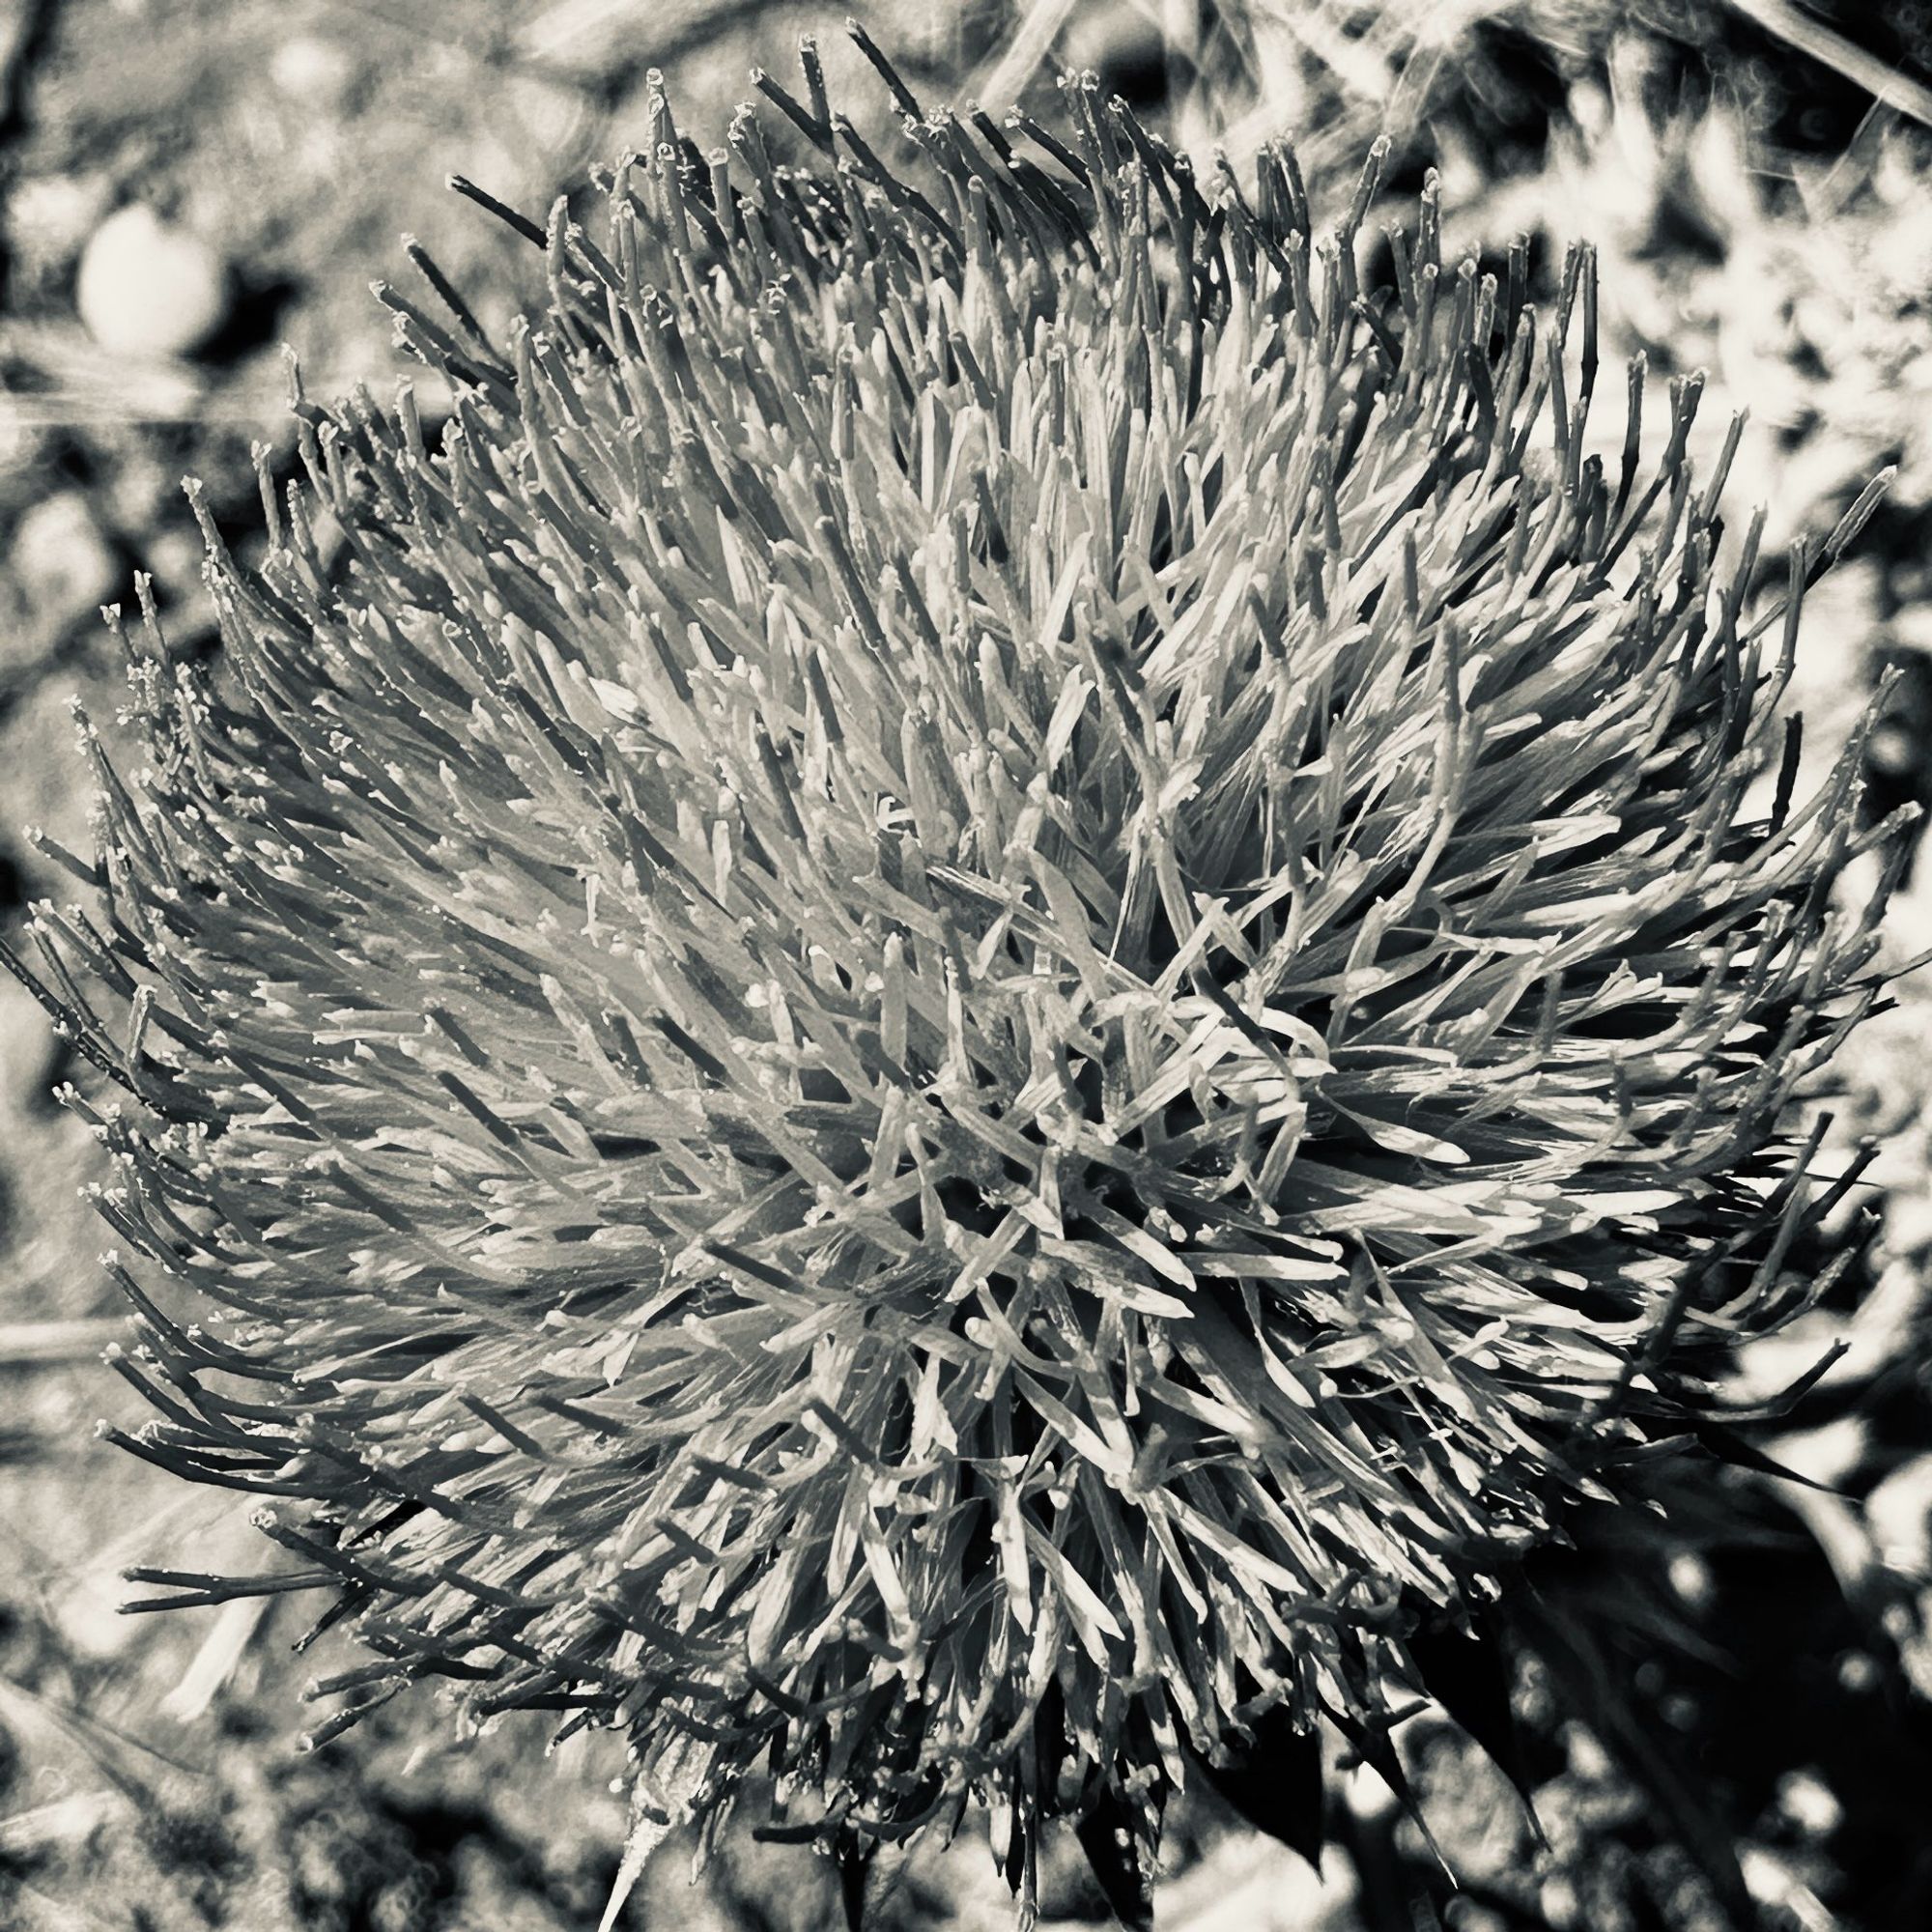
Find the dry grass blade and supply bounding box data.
[1248,0,1399,102]
[1724,0,1932,128]
[973,0,1080,108]
[1212,0,1500,171]
[0,1677,201,1804]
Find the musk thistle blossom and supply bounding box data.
[3,28,1912,1922]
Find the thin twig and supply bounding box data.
[0,1319,126,1368]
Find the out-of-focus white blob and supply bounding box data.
[4,492,118,671]
[1864,1453,1932,1577]
[75,204,228,360]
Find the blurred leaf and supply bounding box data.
[1406,1619,1541,1836]
[1195,1710,1325,1873]
[1075,1786,1152,1932]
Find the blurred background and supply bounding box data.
[7,2,1932,1927]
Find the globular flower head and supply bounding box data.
[5,28,1910,1918]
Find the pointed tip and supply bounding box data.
[838,1843,869,1932]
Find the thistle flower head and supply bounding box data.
[5,30,1909,1917]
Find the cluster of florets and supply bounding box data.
[3,26,1906,1922]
